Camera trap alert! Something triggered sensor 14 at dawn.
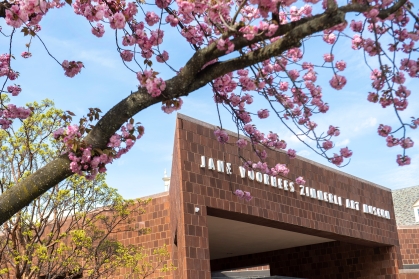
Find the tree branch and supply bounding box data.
[0,0,409,225]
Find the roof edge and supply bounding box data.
[176,113,391,192]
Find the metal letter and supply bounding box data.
[226,163,232,174]
[289,182,295,192]
[310,188,317,199]
[278,178,283,189]
[300,185,305,196]
[239,166,246,178]
[271,176,277,187]
[200,156,206,168]
[328,193,334,204]
[317,190,323,200]
[284,180,289,191]
[208,158,215,170]
[248,170,255,180]
[363,204,368,213]
[263,174,270,185]
[256,172,263,183]
[217,160,224,173]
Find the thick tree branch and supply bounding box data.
[0,1,11,18]
[0,0,410,225]
[188,10,346,93]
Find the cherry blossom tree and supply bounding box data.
[0,0,417,224]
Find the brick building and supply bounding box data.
[119,114,419,279]
[393,186,419,276]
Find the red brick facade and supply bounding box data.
[115,114,419,278]
[167,114,405,278]
[398,226,419,266]
[114,193,173,279]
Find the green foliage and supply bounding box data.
[0,100,175,279]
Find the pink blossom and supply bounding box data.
[335,61,346,71]
[322,140,333,150]
[5,5,29,28]
[120,50,134,62]
[21,52,32,59]
[288,69,300,81]
[92,23,105,37]
[287,149,296,159]
[351,35,363,50]
[323,53,334,62]
[165,14,179,27]
[145,11,160,26]
[257,109,269,119]
[295,176,305,185]
[367,92,379,103]
[392,72,406,84]
[331,154,343,166]
[329,75,347,90]
[110,12,126,29]
[237,139,247,148]
[7,85,21,96]
[350,20,363,32]
[156,51,169,63]
[161,98,183,114]
[323,32,336,44]
[234,189,244,199]
[400,137,414,149]
[386,135,399,147]
[214,129,229,143]
[108,134,121,148]
[62,60,83,78]
[279,82,289,91]
[53,128,64,139]
[396,155,411,166]
[340,147,352,158]
[271,163,289,176]
[367,8,379,19]
[377,124,391,137]
[243,191,252,202]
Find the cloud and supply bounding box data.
[353,117,377,132]
[336,139,350,147]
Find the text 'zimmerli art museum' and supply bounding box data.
[113,114,419,279]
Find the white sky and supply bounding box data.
[1,4,418,198]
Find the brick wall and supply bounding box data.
[114,193,173,279]
[169,114,402,279]
[211,241,400,279]
[398,226,419,265]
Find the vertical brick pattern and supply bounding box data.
[211,242,400,279]
[171,115,402,279]
[114,194,173,279]
[398,227,419,265]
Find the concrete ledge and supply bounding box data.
[400,269,419,273]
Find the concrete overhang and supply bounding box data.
[208,216,334,260]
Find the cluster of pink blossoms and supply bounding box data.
[62,60,84,78]
[4,0,63,29]
[137,70,166,97]
[234,189,252,202]
[54,122,144,180]
[0,105,32,129]
[377,124,414,166]
[0,54,18,80]
[161,98,183,114]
